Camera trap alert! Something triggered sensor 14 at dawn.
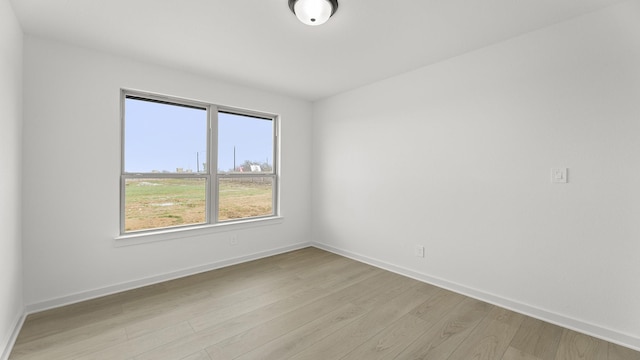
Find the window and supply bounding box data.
[121,91,278,234]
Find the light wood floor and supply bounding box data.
[9,247,640,360]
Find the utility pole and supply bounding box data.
[196,152,200,172]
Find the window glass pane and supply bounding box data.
[125,97,208,173]
[218,112,273,174]
[124,178,207,232]
[218,177,273,221]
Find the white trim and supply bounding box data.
[12,242,640,354]
[114,216,284,247]
[25,241,310,314]
[1,311,25,360]
[312,242,640,352]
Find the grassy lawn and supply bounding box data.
[218,178,273,221]
[124,178,273,232]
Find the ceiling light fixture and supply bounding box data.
[288,0,338,26]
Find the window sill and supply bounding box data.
[113,216,284,247]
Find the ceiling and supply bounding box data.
[10,0,628,101]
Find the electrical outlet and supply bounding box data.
[416,245,425,258]
[229,236,238,246]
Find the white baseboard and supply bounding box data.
[312,242,640,352]
[1,311,25,360]
[25,242,312,314]
[15,241,640,354]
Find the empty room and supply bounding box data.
[1,0,640,359]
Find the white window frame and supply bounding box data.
[120,89,279,236]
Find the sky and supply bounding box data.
[124,97,273,173]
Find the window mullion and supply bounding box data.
[210,105,219,224]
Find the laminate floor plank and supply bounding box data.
[232,304,367,360]
[124,271,310,339]
[445,306,525,360]
[179,350,212,360]
[288,283,439,360]
[502,346,546,360]
[408,288,467,325]
[11,328,128,360]
[610,343,640,360]
[188,258,379,333]
[230,270,416,360]
[8,247,640,360]
[126,253,374,340]
[11,317,123,358]
[211,271,391,359]
[13,252,308,353]
[555,329,609,360]
[133,260,381,359]
[131,287,331,360]
[15,299,124,344]
[213,269,401,359]
[339,313,430,360]
[340,288,468,360]
[509,316,563,360]
[207,303,365,359]
[74,322,194,360]
[347,272,421,310]
[273,247,337,270]
[393,297,494,360]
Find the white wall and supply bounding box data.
[22,36,313,308]
[0,0,23,357]
[313,0,640,349]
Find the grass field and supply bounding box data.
[124,177,273,232]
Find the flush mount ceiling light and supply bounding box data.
[288,0,339,26]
